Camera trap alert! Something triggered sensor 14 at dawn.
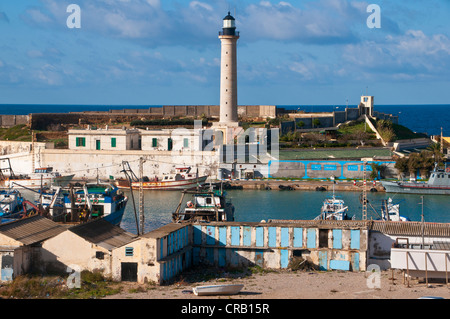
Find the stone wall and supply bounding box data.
[0,115,29,128]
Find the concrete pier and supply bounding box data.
[224,179,385,192]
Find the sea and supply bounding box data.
[3,103,450,233]
[1,103,449,136]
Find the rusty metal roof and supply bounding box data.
[371,220,450,237]
[69,218,137,251]
[0,215,66,246]
[267,219,371,229]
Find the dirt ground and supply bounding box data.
[103,269,449,300]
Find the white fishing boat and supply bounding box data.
[380,198,410,222]
[192,284,244,296]
[0,159,74,189]
[314,180,353,221]
[116,165,207,190]
[172,186,235,222]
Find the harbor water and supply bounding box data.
[118,189,450,234]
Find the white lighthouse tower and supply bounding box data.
[213,12,242,144]
[218,11,239,125]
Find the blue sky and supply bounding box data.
[0,0,449,106]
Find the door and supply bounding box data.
[96,140,101,150]
[121,262,138,282]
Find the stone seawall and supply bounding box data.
[225,179,385,192]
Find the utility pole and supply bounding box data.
[139,157,146,235]
[31,131,35,173]
[441,127,444,155]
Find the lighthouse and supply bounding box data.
[218,11,239,126]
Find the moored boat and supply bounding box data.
[380,198,410,222]
[26,182,128,226]
[116,166,207,190]
[63,182,128,226]
[0,189,23,217]
[0,159,74,189]
[382,164,450,195]
[172,186,235,222]
[314,181,353,220]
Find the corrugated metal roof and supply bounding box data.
[268,219,371,229]
[69,218,137,251]
[371,220,450,237]
[0,215,66,246]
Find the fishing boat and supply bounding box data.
[28,182,128,226]
[380,198,410,222]
[0,189,23,217]
[314,181,353,221]
[192,284,244,296]
[116,165,207,190]
[172,186,235,222]
[63,183,128,226]
[0,159,74,189]
[382,164,450,195]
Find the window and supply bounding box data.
[75,137,86,147]
[111,137,116,148]
[319,229,329,248]
[168,138,173,151]
[152,138,158,147]
[96,251,105,259]
[125,247,134,256]
[183,138,189,148]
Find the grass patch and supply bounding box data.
[0,125,32,141]
[0,271,122,299]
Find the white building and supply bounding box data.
[68,127,141,151]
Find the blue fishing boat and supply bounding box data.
[63,183,128,226]
[34,182,127,226]
[0,189,24,222]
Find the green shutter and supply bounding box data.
[152,138,157,147]
[184,138,189,148]
[111,137,116,148]
[76,137,85,147]
[168,138,173,151]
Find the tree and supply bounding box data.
[296,121,305,129]
[312,119,321,128]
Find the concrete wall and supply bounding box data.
[41,231,112,276]
[269,160,397,179]
[0,115,29,128]
[37,149,219,180]
[190,222,367,273]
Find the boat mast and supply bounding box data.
[139,157,146,234]
[362,161,367,220]
[420,196,425,249]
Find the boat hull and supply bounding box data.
[116,176,208,190]
[193,284,244,296]
[0,174,75,189]
[382,181,450,195]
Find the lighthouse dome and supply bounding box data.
[222,11,236,34]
